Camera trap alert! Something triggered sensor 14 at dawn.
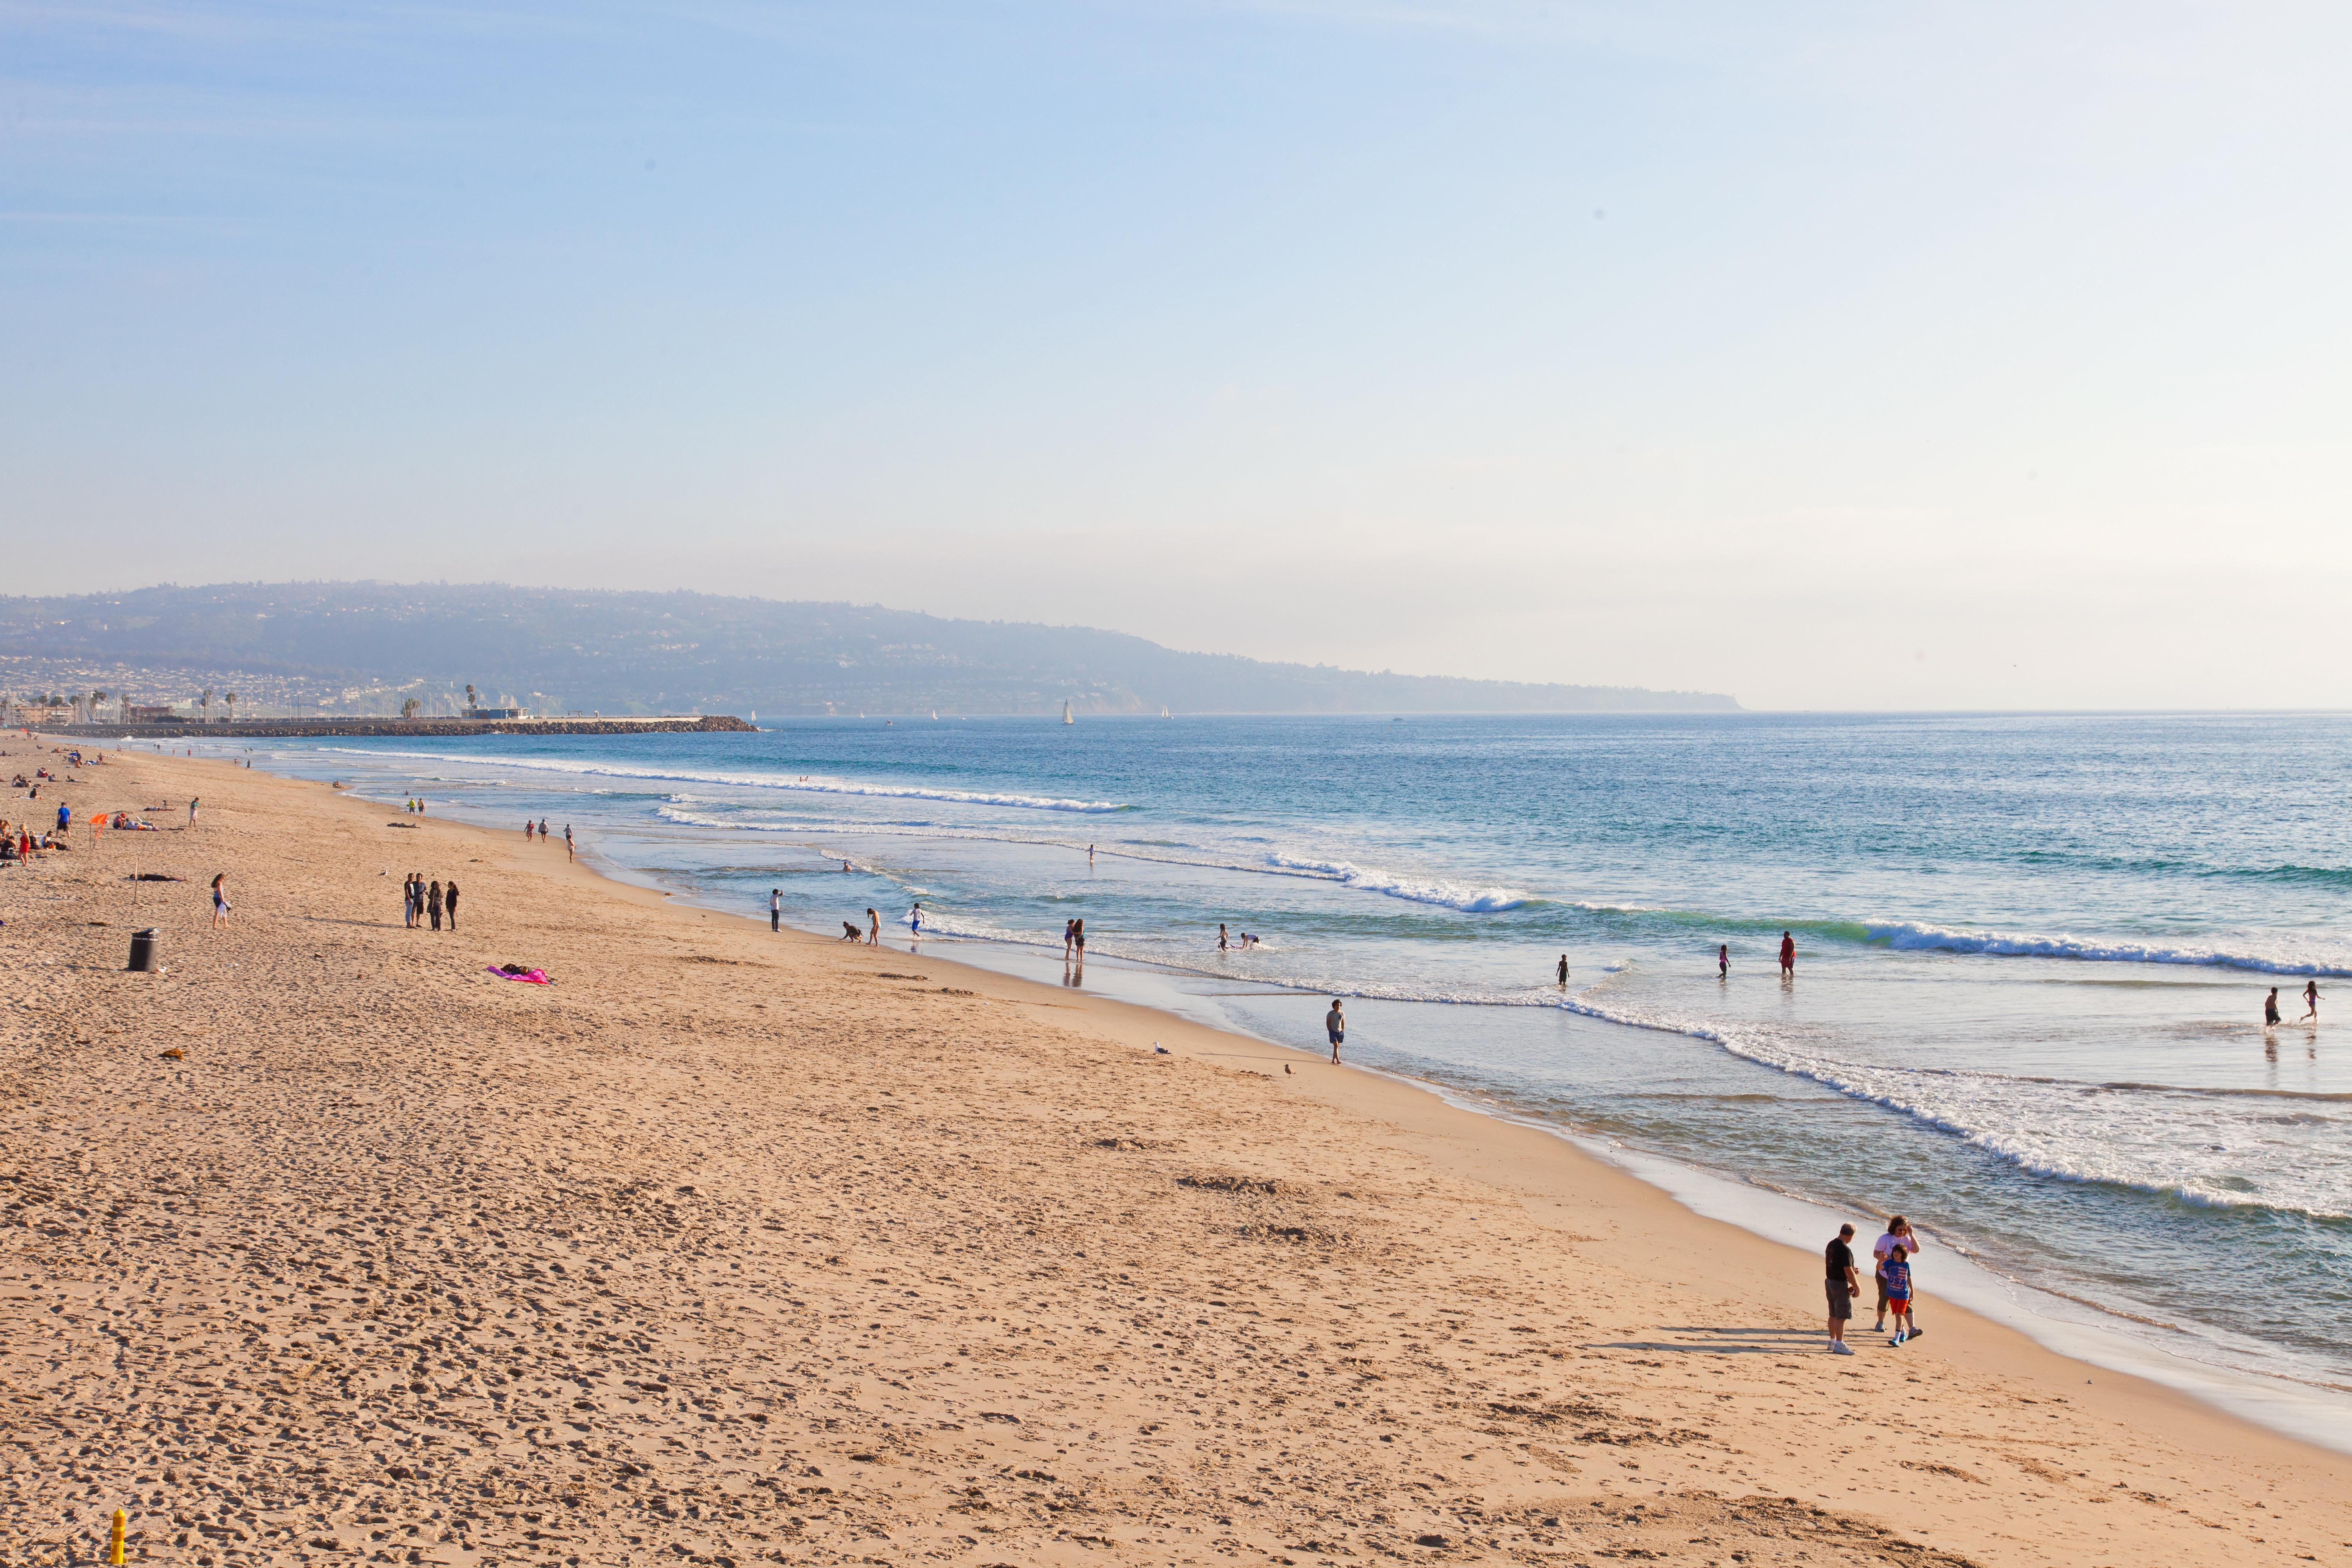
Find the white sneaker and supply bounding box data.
[1830,1341,1855,1355]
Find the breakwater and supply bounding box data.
[45,715,756,739]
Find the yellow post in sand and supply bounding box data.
[109,1507,127,1563]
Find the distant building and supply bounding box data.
[464,706,524,720]
[122,704,183,723]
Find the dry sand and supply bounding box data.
[4,744,2350,1566]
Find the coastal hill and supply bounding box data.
[0,581,1738,718]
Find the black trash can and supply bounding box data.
[127,927,160,973]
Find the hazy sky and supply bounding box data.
[7,2,2349,708]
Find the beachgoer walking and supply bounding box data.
[1219,923,1229,951]
[770,888,782,932]
[2265,987,2282,1026]
[524,819,534,841]
[1872,1216,1925,1335]
[1325,999,1346,1063]
[210,873,230,930]
[1557,954,1569,987]
[537,818,549,842]
[428,879,443,931]
[1779,931,1796,976]
[1824,1223,1859,1353]
[445,880,459,931]
[564,824,573,862]
[189,798,199,828]
[2301,980,2321,1022]
[1882,1246,1917,1346]
[867,907,879,945]
[909,902,924,936]
[1719,943,1729,978]
[1071,918,1084,958]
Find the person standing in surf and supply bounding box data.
[1779,931,1796,977]
[867,907,879,945]
[1325,1000,1346,1063]
[1719,943,1730,979]
[1556,955,1569,987]
[770,888,781,932]
[909,902,924,937]
[1219,923,1229,952]
[2265,987,2281,1026]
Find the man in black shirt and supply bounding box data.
[1825,1223,1860,1355]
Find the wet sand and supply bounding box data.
[4,744,2349,1566]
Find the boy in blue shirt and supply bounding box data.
[1884,1245,1916,1346]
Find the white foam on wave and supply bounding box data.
[1543,993,2352,1219]
[1262,852,1530,913]
[310,746,1130,814]
[652,801,1532,915]
[1865,920,2352,978]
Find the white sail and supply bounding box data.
[1160,704,1171,718]
[1062,699,1074,724]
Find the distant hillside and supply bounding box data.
[0,582,1739,718]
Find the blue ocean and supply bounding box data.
[213,712,2352,1445]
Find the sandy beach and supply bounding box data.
[5,744,2350,1567]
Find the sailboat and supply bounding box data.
[931,710,938,720]
[1160,704,1171,719]
[1062,699,1074,725]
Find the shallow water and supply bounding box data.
[202,711,2352,1434]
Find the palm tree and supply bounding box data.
[91,689,108,723]
[400,697,422,720]
[223,690,237,726]
[200,687,214,724]
[466,683,478,713]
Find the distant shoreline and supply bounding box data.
[46,714,755,739]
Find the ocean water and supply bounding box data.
[198,713,2352,1442]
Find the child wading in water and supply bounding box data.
[1883,1245,1916,1345]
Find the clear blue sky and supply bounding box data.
[7,2,2348,707]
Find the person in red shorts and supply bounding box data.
[1883,1245,1916,1345]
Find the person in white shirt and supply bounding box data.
[1873,1216,1924,1336]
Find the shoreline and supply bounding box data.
[124,733,2352,1452]
[229,747,2352,1457]
[10,740,2350,1565]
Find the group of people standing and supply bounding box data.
[523,817,573,861]
[1824,1216,1926,1354]
[403,871,459,931]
